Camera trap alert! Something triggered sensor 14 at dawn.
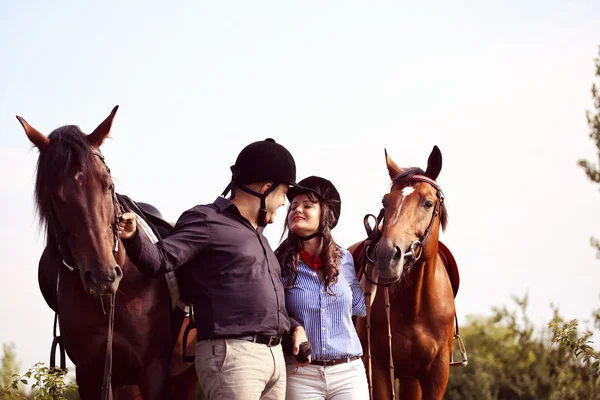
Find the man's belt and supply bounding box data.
[232,334,282,347]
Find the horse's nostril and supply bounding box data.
[392,246,402,262]
[105,267,120,283]
[105,266,123,283]
[83,270,93,283]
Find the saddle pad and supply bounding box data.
[133,211,184,312]
[117,194,187,312]
[438,240,460,298]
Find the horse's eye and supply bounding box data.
[424,200,434,209]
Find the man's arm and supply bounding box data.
[119,208,209,276]
[291,325,311,366]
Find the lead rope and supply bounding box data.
[365,268,374,400]
[101,293,115,400]
[100,180,120,400]
[384,287,395,399]
[364,265,396,400]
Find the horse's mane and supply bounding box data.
[34,126,105,236]
[391,167,449,231]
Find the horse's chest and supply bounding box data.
[363,317,442,376]
[389,328,438,366]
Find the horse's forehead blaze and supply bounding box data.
[384,192,403,214]
[401,186,415,197]
[383,183,437,230]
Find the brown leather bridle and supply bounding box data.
[47,149,121,400]
[360,174,445,400]
[49,150,123,273]
[362,174,444,287]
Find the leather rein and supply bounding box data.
[360,174,444,400]
[48,149,121,400]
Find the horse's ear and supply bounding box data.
[425,145,442,180]
[87,105,119,147]
[16,116,50,152]
[385,149,403,181]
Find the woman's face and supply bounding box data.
[288,193,321,236]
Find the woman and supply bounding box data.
[276,176,369,400]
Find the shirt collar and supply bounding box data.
[213,196,265,234]
[213,196,234,212]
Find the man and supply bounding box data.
[118,138,309,400]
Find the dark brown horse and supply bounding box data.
[17,107,198,399]
[350,146,459,400]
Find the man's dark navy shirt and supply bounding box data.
[122,196,299,340]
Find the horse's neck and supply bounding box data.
[398,247,440,316]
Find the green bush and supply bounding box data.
[445,295,600,400]
[0,362,78,400]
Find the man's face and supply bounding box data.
[264,183,289,225]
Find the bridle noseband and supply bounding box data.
[362,174,445,287]
[361,174,446,399]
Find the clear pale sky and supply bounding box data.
[1,0,600,372]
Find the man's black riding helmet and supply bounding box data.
[231,138,297,185]
[222,138,298,228]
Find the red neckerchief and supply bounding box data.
[300,250,323,269]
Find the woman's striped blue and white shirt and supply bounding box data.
[282,248,366,361]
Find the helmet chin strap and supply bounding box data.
[221,181,235,199]
[235,182,278,227]
[295,231,322,241]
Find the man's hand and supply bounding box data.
[292,326,311,366]
[118,212,137,239]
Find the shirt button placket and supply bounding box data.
[320,283,326,356]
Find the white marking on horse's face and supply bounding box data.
[392,186,415,225]
[392,205,401,225]
[401,186,415,197]
[74,170,84,182]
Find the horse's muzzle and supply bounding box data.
[374,239,404,283]
[83,265,123,295]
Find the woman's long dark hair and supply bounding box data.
[275,191,342,295]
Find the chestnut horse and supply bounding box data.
[17,107,198,399]
[350,146,458,400]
